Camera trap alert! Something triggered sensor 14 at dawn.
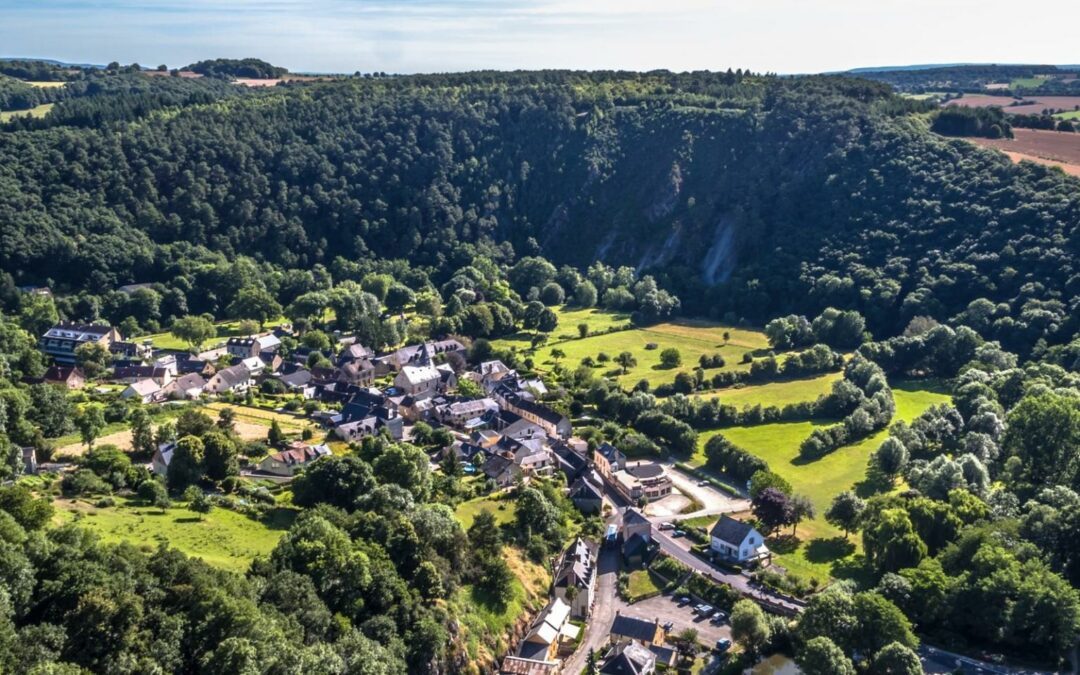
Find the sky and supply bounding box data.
[3,0,1077,75]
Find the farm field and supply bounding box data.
[701,372,841,409]
[27,81,67,88]
[690,382,951,583]
[491,305,631,352]
[1054,110,1080,120]
[204,402,315,432]
[946,94,1080,115]
[0,102,54,121]
[454,494,518,529]
[52,497,294,573]
[498,310,770,388]
[965,129,1080,177]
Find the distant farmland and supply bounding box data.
[966,129,1080,177]
[946,94,1080,116]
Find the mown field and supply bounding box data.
[496,308,770,388]
[52,497,294,573]
[0,103,54,121]
[701,372,842,409]
[690,381,951,583]
[454,494,518,529]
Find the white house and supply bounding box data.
[205,364,252,394]
[552,538,596,618]
[709,515,769,564]
[151,441,176,476]
[121,378,162,404]
[394,364,455,397]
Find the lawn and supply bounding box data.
[52,497,294,573]
[499,312,770,389]
[0,103,54,121]
[690,382,951,583]
[451,547,549,662]
[142,316,290,351]
[624,569,663,602]
[454,494,518,529]
[491,305,632,352]
[701,372,842,409]
[1011,76,1049,89]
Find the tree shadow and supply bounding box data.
[767,533,802,555]
[470,584,510,614]
[854,466,895,498]
[173,516,202,524]
[805,536,856,564]
[830,553,875,586]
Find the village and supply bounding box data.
[24,318,814,674]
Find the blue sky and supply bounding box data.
[3,0,1075,74]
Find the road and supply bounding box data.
[561,544,620,675]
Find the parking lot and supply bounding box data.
[619,592,732,647]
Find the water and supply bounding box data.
[751,654,801,675]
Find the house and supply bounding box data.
[553,538,596,618]
[42,365,85,389]
[39,323,121,365]
[569,476,604,514]
[378,339,466,372]
[621,508,653,566]
[438,397,500,428]
[496,392,571,439]
[611,462,673,504]
[113,365,174,386]
[205,364,252,394]
[257,442,332,477]
[475,359,516,391]
[109,340,152,360]
[599,642,657,675]
[226,334,281,359]
[482,454,522,488]
[552,440,589,482]
[394,364,443,397]
[121,378,162,404]
[163,373,207,400]
[594,443,626,480]
[516,597,578,664]
[151,442,176,476]
[240,356,266,376]
[336,359,376,387]
[609,612,666,649]
[338,343,375,365]
[278,369,316,398]
[709,515,770,564]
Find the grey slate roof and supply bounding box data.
[710,514,755,544]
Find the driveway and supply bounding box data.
[652,464,749,522]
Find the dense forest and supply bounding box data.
[0,64,1078,673]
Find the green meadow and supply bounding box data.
[53,497,294,573]
[0,103,54,121]
[701,372,842,409]
[454,494,518,529]
[690,382,951,583]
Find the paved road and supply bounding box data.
[562,545,621,675]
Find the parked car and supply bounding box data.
[658,522,675,531]
[678,596,691,605]
[715,638,732,652]
[697,480,709,487]
[672,529,686,537]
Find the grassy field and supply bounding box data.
[27,81,68,88]
[702,372,841,409]
[1054,110,1080,120]
[491,305,632,352]
[624,569,663,602]
[0,103,54,121]
[496,309,770,388]
[142,316,289,351]
[451,547,549,662]
[1011,76,1049,89]
[454,494,517,529]
[53,497,294,573]
[203,402,315,432]
[690,381,950,583]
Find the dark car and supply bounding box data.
[715,638,732,652]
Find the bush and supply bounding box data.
[60,469,111,497]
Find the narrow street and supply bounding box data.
[560,545,620,675]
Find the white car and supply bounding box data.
[658,522,675,531]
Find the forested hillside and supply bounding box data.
[0,70,1076,358]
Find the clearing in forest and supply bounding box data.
[52,497,294,573]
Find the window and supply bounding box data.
[749,537,755,545]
